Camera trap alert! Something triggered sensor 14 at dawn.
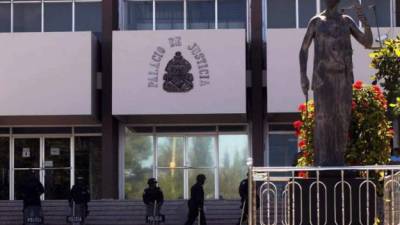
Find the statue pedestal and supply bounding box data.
[289,176,377,225]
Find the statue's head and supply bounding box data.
[325,0,340,9]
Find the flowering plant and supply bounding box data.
[294,81,393,166]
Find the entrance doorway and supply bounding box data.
[156,135,217,199]
[12,137,72,200]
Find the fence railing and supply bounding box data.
[247,162,400,225]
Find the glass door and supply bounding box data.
[156,135,217,199]
[43,138,71,199]
[12,137,72,200]
[13,138,41,200]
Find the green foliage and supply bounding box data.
[294,81,393,167]
[369,37,400,118]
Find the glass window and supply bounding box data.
[397,0,400,27]
[157,137,184,168]
[44,2,72,32]
[75,136,102,199]
[157,168,184,199]
[268,133,298,166]
[13,3,41,32]
[320,0,358,24]
[75,2,102,36]
[0,138,9,200]
[124,131,154,200]
[219,134,248,199]
[0,3,10,32]
[155,1,184,30]
[363,0,391,27]
[187,136,216,168]
[127,1,153,30]
[299,0,316,28]
[267,0,296,28]
[218,0,246,29]
[187,0,215,29]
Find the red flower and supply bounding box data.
[298,140,306,149]
[353,80,363,90]
[295,130,301,137]
[352,101,356,110]
[298,171,308,178]
[293,120,303,130]
[373,85,381,94]
[298,103,307,112]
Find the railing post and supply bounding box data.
[247,158,253,225]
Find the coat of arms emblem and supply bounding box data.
[163,51,194,92]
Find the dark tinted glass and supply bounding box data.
[155,1,183,30]
[127,1,153,30]
[363,0,391,27]
[218,0,246,29]
[299,0,316,28]
[44,2,72,31]
[0,3,10,32]
[0,138,9,200]
[268,134,298,166]
[187,0,215,29]
[267,0,296,28]
[13,3,41,32]
[75,2,102,37]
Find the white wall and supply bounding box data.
[0,32,96,116]
[113,29,246,115]
[267,27,399,113]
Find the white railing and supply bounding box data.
[247,162,400,225]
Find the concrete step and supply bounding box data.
[0,200,242,225]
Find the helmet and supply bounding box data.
[147,178,157,185]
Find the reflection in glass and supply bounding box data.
[187,0,215,29]
[187,136,216,168]
[0,3,10,32]
[157,169,183,200]
[156,1,183,30]
[13,3,41,32]
[14,139,40,168]
[267,0,296,28]
[127,1,153,30]
[44,169,70,200]
[299,0,316,28]
[75,136,102,199]
[44,138,70,168]
[188,169,215,199]
[44,2,72,31]
[157,137,184,168]
[218,0,246,29]
[219,135,248,199]
[0,138,9,200]
[15,170,40,200]
[124,130,154,199]
[75,2,102,36]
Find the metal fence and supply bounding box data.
[247,162,400,225]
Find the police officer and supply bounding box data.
[22,171,44,210]
[237,174,259,225]
[184,174,207,225]
[143,178,164,221]
[22,171,44,225]
[69,177,90,218]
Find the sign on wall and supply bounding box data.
[113,30,246,115]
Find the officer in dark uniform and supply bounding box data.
[237,174,260,225]
[22,171,44,225]
[22,171,44,210]
[184,174,207,225]
[143,178,164,221]
[69,177,90,218]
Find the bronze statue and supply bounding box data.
[163,51,194,93]
[299,0,373,166]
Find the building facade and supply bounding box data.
[0,0,399,201]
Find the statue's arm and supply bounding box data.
[346,16,373,49]
[299,18,316,95]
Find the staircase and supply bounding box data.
[0,200,242,225]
